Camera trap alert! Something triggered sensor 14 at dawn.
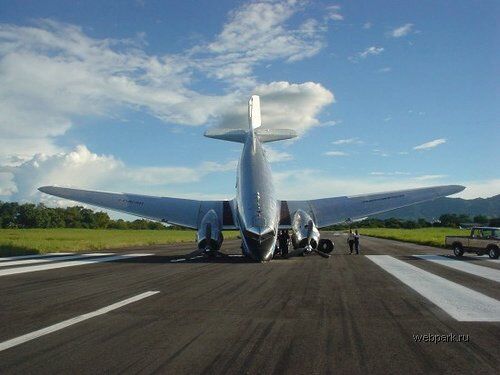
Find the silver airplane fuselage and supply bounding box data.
[236,132,279,262]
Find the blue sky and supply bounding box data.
[0,0,498,208]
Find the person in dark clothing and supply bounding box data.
[354,230,360,254]
[347,229,355,254]
[278,230,289,256]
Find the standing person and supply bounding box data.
[347,229,355,254]
[354,230,360,255]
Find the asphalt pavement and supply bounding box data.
[0,234,499,374]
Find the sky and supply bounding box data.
[0,0,498,213]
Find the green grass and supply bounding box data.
[358,227,469,247]
[0,228,239,256]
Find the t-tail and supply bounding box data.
[204,95,297,143]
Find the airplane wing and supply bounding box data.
[280,185,465,229]
[38,186,237,230]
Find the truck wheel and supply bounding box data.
[453,244,464,257]
[488,247,499,260]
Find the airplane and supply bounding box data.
[39,95,465,262]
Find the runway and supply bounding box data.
[0,234,499,374]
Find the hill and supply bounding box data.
[375,194,500,220]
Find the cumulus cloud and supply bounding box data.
[391,23,413,38]
[0,1,335,164]
[413,138,446,150]
[0,146,237,202]
[454,179,500,199]
[263,147,293,163]
[217,81,334,133]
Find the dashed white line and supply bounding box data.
[0,291,160,352]
[414,255,500,283]
[0,253,153,276]
[0,253,114,268]
[366,255,500,321]
[0,253,74,262]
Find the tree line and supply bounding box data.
[1,201,499,230]
[0,202,170,229]
[328,214,500,230]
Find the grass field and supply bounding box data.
[358,227,469,247]
[0,229,239,256]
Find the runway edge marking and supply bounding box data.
[414,254,500,283]
[0,253,153,277]
[0,253,75,262]
[366,255,500,322]
[0,291,160,352]
[0,253,115,268]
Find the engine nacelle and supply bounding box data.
[291,209,320,250]
[197,209,223,251]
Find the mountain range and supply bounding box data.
[375,194,500,220]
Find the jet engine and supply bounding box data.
[291,209,320,252]
[288,209,334,258]
[197,209,223,255]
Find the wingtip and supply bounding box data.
[38,186,54,194]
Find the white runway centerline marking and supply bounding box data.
[0,253,153,277]
[0,253,114,268]
[366,255,500,321]
[414,255,500,283]
[0,291,160,352]
[0,253,74,262]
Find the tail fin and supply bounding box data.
[248,95,261,130]
[204,94,298,143]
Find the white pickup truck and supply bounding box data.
[445,226,500,259]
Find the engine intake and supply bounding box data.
[197,210,223,251]
[291,209,320,250]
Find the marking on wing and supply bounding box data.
[366,255,500,321]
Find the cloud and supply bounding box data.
[0,145,237,202]
[0,2,335,164]
[217,81,334,133]
[454,179,500,199]
[359,46,384,58]
[363,22,372,30]
[349,46,384,62]
[324,151,348,157]
[263,147,293,163]
[413,174,447,181]
[274,169,498,200]
[325,5,343,21]
[332,138,362,145]
[391,23,413,38]
[378,67,391,73]
[370,171,410,176]
[413,138,446,150]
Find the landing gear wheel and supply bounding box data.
[488,247,499,259]
[453,245,464,257]
[318,239,334,254]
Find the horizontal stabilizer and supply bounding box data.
[204,128,297,143]
[204,129,248,143]
[255,128,297,143]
